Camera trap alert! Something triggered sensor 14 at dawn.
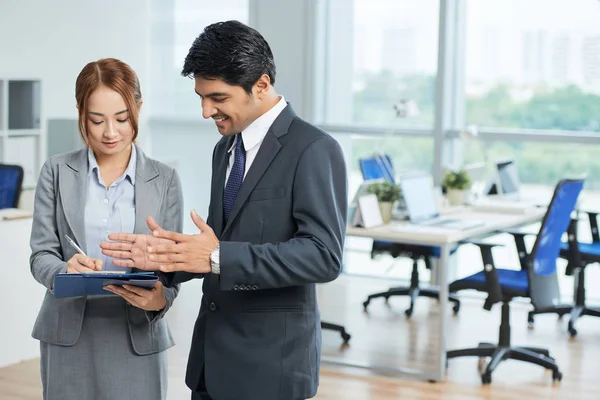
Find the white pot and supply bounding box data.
[378,201,394,223]
[446,189,466,206]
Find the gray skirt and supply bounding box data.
[40,296,168,400]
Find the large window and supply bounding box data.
[348,135,434,195]
[463,139,600,208]
[149,0,249,118]
[465,0,600,131]
[325,0,439,128]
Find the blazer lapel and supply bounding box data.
[212,141,230,237]
[60,149,89,252]
[222,130,282,235]
[133,145,161,234]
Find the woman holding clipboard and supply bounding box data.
[29,58,183,400]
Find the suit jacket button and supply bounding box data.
[208,302,217,312]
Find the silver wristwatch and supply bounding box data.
[210,244,220,274]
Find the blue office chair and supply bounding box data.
[0,164,24,209]
[447,178,583,384]
[359,153,461,316]
[525,211,600,336]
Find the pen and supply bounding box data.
[65,234,87,256]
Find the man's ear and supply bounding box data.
[254,74,271,97]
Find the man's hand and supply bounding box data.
[104,281,167,311]
[67,254,103,273]
[100,234,174,270]
[146,210,219,274]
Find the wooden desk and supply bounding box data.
[323,206,546,382]
[0,209,46,368]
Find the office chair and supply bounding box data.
[358,154,461,316]
[0,164,24,209]
[526,211,600,336]
[447,178,583,384]
[321,322,351,343]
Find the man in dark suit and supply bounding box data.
[102,20,347,400]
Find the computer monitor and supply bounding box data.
[399,174,439,223]
[496,159,520,196]
[483,159,521,197]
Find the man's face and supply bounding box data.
[195,77,260,136]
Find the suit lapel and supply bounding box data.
[133,145,161,234]
[212,137,233,237]
[222,130,282,235]
[60,149,89,251]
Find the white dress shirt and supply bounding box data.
[225,96,287,183]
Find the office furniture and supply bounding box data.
[327,205,546,382]
[0,79,44,189]
[321,322,351,343]
[0,210,46,367]
[528,211,600,336]
[358,154,460,316]
[446,179,583,384]
[0,164,24,208]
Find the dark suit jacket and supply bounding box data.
[175,104,347,400]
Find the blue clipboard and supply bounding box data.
[53,272,158,298]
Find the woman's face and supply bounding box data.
[84,85,139,159]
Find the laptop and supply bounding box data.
[400,174,484,230]
[481,159,541,205]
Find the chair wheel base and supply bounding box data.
[568,321,577,337]
[341,333,351,343]
[553,370,563,382]
[481,372,492,384]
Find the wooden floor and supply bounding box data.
[2,275,600,399]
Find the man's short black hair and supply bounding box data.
[181,20,276,94]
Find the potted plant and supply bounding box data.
[366,181,402,223]
[441,169,472,206]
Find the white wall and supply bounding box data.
[0,0,151,120]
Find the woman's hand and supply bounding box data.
[104,281,167,311]
[67,254,103,273]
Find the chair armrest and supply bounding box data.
[501,228,537,237]
[500,228,536,270]
[461,239,504,249]
[461,240,504,310]
[564,218,582,276]
[578,210,600,242]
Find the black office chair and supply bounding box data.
[526,211,600,336]
[0,164,24,209]
[446,178,584,384]
[359,154,461,316]
[321,322,351,343]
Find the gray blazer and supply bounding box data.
[30,144,183,355]
[174,104,348,400]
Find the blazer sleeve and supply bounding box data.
[147,167,184,322]
[30,159,67,291]
[169,143,220,286]
[219,135,348,290]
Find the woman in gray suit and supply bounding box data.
[29,58,183,400]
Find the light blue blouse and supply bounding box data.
[84,146,136,272]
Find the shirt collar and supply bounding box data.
[87,144,137,185]
[227,96,287,153]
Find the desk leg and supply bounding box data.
[429,250,457,287]
[432,244,450,382]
